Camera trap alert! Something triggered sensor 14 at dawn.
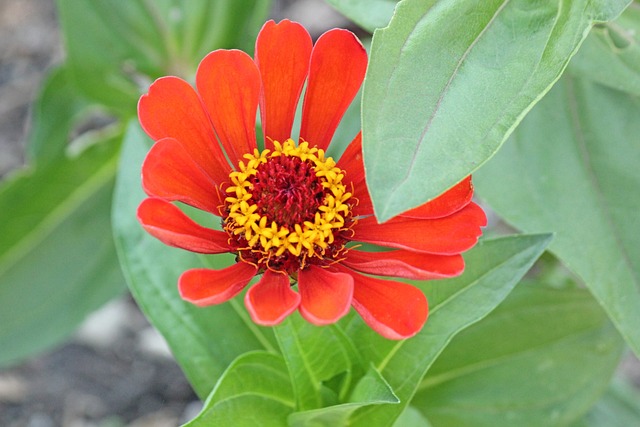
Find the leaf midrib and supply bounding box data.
[0,154,118,277]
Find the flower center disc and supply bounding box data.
[252,154,324,227]
[223,139,354,275]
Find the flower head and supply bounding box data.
[137,20,487,340]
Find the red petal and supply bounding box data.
[342,249,464,280]
[401,176,474,219]
[338,266,428,340]
[255,20,312,148]
[137,198,231,254]
[337,132,373,216]
[353,202,487,255]
[196,50,260,163]
[141,138,224,214]
[179,263,257,306]
[299,29,367,151]
[138,76,231,184]
[337,132,364,184]
[245,270,300,326]
[298,265,353,325]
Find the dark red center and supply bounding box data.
[250,155,325,227]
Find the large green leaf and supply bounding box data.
[345,234,552,426]
[56,0,270,115]
[325,0,398,32]
[183,352,295,427]
[362,0,631,221]
[569,1,640,96]
[414,282,624,426]
[112,122,277,398]
[0,131,125,367]
[475,75,640,356]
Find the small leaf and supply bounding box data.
[288,366,399,427]
[475,75,640,356]
[363,0,631,221]
[274,313,361,410]
[183,351,295,427]
[345,234,552,426]
[0,131,124,367]
[414,282,624,426]
[112,122,277,397]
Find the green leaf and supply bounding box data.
[56,0,270,115]
[573,378,640,427]
[274,313,361,411]
[475,75,640,356]
[569,1,640,96]
[345,234,552,426]
[414,282,624,427]
[112,122,277,398]
[26,65,95,165]
[325,0,398,32]
[0,130,125,367]
[362,0,631,221]
[183,351,295,427]
[288,366,399,427]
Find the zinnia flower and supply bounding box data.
[136,20,486,340]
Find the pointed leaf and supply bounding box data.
[475,75,640,356]
[414,282,624,426]
[273,312,361,411]
[112,122,276,397]
[363,0,631,221]
[183,352,295,427]
[345,234,552,426]
[288,366,399,427]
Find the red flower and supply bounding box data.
[137,20,486,340]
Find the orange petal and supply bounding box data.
[245,270,300,326]
[138,76,231,185]
[299,29,367,151]
[196,50,260,162]
[343,249,464,280]
[401,176,474,219]
[138,198,232,254]
[141,137,224,214]
[353,202,487,255]
[339,266,428,340]
[298,265,353,325]
[179,263,257,306]
[255,20,312,147]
